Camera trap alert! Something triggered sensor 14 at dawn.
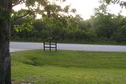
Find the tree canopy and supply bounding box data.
[104,0,126,7]
[11,0,126,44]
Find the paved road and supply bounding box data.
[10,42,126,52]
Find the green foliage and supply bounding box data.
[14,21,33,32]
[112,25,126,42]
[95,1,109,15]
[66,17,79,33]
[11,13,126,44]
[11,0,82,42]
[13,18,33,32]
[11,9,35,20]
[104,0,126,8]
[11,0,126,44]
[94,14,114,39]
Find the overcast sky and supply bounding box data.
[65,0,126,19]
[13,0,126,19]
[64,0,100,19]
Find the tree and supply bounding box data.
[111,15,126,42]
[94,13,114,39]
[104,0,126,7]
[103,0,126,42]
[0,0,76,83]
[0,0,12,84]
[94,0,109,15]
[93,2,113,40]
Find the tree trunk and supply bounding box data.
[0,0,12,84]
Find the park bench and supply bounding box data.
[43,37,57,51]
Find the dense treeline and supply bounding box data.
[11,1,126,44]
[11,13,126,44]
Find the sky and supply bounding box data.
[64,0,126,19]
[64,0,100,19]
[13,0,126,20]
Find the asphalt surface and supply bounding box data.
[10,42,126,52]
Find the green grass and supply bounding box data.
[11,50,126,84]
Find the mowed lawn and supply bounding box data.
[11,50,126,84]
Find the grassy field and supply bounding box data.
[11,50,126,84]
